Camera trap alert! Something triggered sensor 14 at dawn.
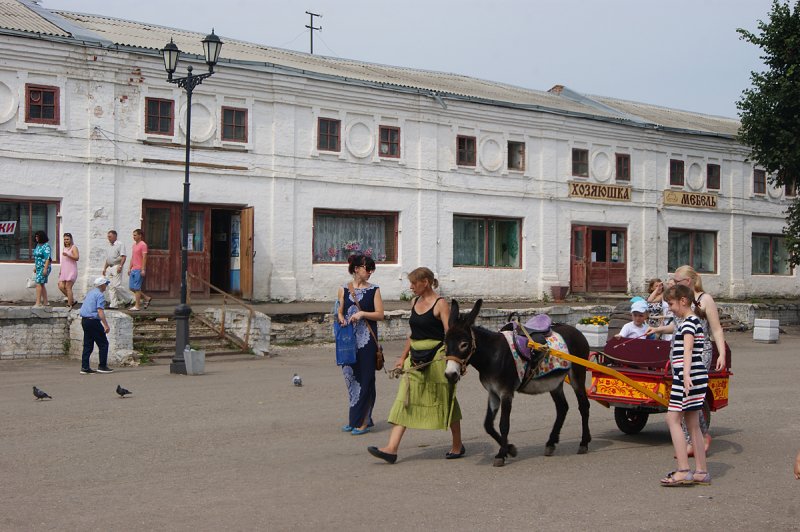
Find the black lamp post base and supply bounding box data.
[171,303,192,375]
[170,360,187,375]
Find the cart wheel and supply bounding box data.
[614,408,649,435]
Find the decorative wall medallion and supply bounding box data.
[0,81,17,124]
[767,183,783,199]
[179,102,215,143]
[591,150,612,182]
[686,162,704,191]
[479,137,503,172]
[345,121,374,158]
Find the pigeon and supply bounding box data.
[292,373,303,387]
[33,386,52,400]
[116,385,132,398]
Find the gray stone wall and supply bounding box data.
[0,306,70,360]
[68,310,136,366]
[203,308,272,356]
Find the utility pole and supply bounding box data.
[305,11,322,54]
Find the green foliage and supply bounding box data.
[737,1,800,265]
[62,339,70,357]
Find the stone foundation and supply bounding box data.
[0,306,71,359]
[68,310,137,366]
[203,308,272,356]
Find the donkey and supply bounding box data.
[444,299,592,466]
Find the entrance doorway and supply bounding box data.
[570,225,627,293]
[142,201,253,299]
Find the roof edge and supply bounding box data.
[19,0,113,45]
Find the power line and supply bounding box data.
[305,11,322,54]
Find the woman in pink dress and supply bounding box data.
[58,233,79,308]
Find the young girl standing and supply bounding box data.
[654,283,710,486]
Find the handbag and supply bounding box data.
[26,277,36,289]
[334,321,357,366]
[348,283,384,371]
[410,342,443,366]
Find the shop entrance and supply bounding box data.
[570,225,627,293]
[142,201,253,299]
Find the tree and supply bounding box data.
[737,0,800,266]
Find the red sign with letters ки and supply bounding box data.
[0,221,18,235]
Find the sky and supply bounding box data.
[41,0,776,119]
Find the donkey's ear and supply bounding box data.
[449,299,460,329]
[466,299,482,325]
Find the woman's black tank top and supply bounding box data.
[409,297,445,340]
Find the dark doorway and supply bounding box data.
[211,209,232,292]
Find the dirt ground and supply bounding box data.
[1,327,799,531]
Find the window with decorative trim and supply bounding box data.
[317,118,341,152]
[753,169,767,195]
[379,126,400,158]
[572,148,589,177]
[706,164,721,190]
[668,229,716,273]
[615,153,630,181]
[457,135,476,166]
[453,215,521,268]
[0,199,59,262]
[508,141,525,171]
[669,159,684,186]
[752,234,791,275]
[312,209,397,263]
[221,107,247,142]
[145,98,174,135]
[25,84,59,125]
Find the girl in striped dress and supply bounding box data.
[659,283,710,486]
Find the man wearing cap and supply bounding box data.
[615,300,651,339]
[78,276,114,374]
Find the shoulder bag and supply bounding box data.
[348,283,384,371]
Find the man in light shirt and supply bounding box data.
[102,230,133,309]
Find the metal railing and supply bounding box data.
[187,272,255,352]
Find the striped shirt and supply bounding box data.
[668,315,708,412]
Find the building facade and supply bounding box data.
[0,0,796,302]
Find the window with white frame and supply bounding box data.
[668,229,716,273]
[453,215,521,268]
[0,199,59,262]
[379,126,400,158]
[572,148,589,177]
[753,169,767,195]
[221,107,247,142]
[508,141,525,171]
[312,209,397,263]
[25,84,59,125]
[752,234,791,275]
[145,97,174,135]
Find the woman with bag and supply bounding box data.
[367,267,464,464]
[336,254,384,436]
[32,230,52,307]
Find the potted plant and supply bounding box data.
[576,315,609,349]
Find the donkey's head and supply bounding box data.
[444,299,483,384]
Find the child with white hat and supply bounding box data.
[615,300,650,339]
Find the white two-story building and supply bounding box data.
[0,0,796,302]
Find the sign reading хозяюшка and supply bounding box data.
[0,221,17,235]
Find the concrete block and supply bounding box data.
[753,326,779,343]
[753,318,779,328]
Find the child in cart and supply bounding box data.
[614,300,654,339]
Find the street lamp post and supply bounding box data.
[161,31,223,374]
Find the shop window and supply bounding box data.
[753,169,766,195]
[508,141,525,171]
[313,209,397,263]
[453,215,521,268]
[144,207,171,250]
[457,135,476,166]
[317,118,341,152]
[668,229,716,273]
[670,159,684,186]
[707,164,721,190]
[145,98,174,135]
[187,211,205,251]
[222,107,247,142]
[615,153,630,181]
[0,199,59,262]
[572,148,589,177]
[752,234,791,275]
[379,126,400,158]
[25,84,59,125]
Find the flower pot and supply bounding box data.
[576,324,608,350]
[550,285,569,302]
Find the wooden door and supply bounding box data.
[586,227,627,292]
[570,225,587,293]
[239,207,254,300]
[143,201,211,298]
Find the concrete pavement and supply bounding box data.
[1,328,799,530]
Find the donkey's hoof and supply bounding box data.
[508,444,518,458]
[492,457,506,467]
[544,445,555,456]
[577,445,589,455]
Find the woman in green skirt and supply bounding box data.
[367,267,464,464]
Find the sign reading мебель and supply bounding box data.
[568,182,632,202]
[663,190,718,209]
[0,221,17,235]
